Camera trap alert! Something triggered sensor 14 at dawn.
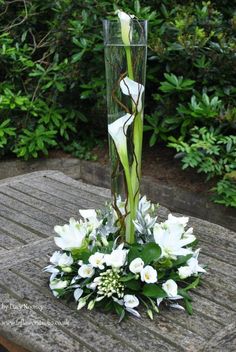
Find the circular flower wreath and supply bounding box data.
[44,197,206,321]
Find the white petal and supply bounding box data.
[74,288,83,301]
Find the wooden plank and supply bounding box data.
[35,175,110,204]
[0,191,64,227]
[16,260,224,342]
[0,271,157,352]
[9,182,83,214]
[0,186,70,221]
[0,287,91,352]
[202,323,236,352]
[0,203,51,238]
[0,217,40,244]
[0,231,26,249]
[2,266,203,352]
[21,178,102,208]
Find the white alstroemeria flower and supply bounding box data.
[89,252,105,270]
[43,265,59,281]
[140,265,158,283]
[138,195,154,216]
[120,77,145,112]
[178,249,206,279]
[105,246,128,268]
[105,244,127,268]
[129,257,144,274]
[57,253,73,267]
[153,214,194,260]
[79,209,101,228]
[108,113,134,168]
[49,279,68,297]
[54,218,87,251]
[162,279,178,298]
[74,288,83,301]
[50,251,62,265]
[182,227,196,245]
[78,264,95,278]
[116,10,135,46]
[124,294,139,308]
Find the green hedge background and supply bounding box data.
[0,0,235,206]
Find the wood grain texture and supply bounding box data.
[0,171,235,352]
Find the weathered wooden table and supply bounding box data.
[0,171,235,352]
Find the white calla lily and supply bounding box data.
[120,76,145,112]
[116,10,135,46]
[108,113,134,167]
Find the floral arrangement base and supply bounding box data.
[44,196,206,321]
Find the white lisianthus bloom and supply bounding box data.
[124,294,139,308]
[178,265,193,279]
[178,249,206,279]
[78,264,95,278]
[89,252,105,270]
[153,214,194,260]
[129,257,144,274]
[108,113,135,168]
[105,247,128,268]
[54,218,87,251]
[74,288,83,301]
[140,265,158,283]
[120,77,145,112]
[162,279,178,298]
[49,279,68,297]
[116,10,135,46]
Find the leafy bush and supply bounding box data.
[0,0,235,207]
[168,127,236,206]
[212,176,236,208]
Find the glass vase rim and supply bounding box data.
[102,18,148,24]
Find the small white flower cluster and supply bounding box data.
[44,197,206,320]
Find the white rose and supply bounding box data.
[89,252,105,270]
[105,248,127,268]
[129,257,144,274]
[78,264,95,278]
[162,279,178,297]
[124,294,139,308]
[140,265,158,283]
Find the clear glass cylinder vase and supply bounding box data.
[103,17,147,244]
